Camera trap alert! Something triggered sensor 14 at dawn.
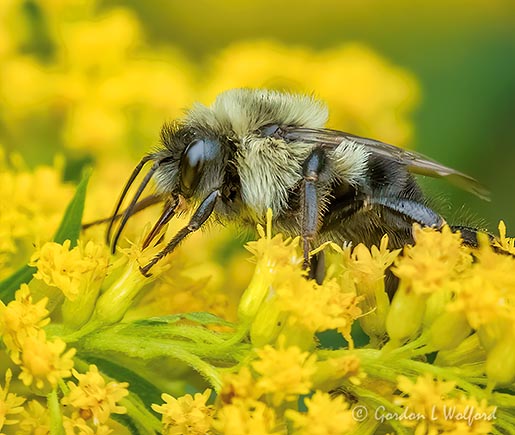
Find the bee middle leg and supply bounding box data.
[301,147,328,274]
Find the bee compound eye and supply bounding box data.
[180,138,223,198]
[180,139,206,196]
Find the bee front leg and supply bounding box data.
[301,147,327,273]
[140,190,220,276]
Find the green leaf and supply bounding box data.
[131,314,185,326]
[183,312,236,327]
[0,265,36,303]
[0,169,90,302]
[47,388,65,435]
[53,168,91,247]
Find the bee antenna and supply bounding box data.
[84,194,162,231]
[106,155,154,245]
[109,156,169,254]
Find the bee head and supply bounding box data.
[106,121,231,254]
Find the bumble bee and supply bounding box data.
[107,88,489,278]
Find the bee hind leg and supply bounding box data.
[449,225,494,247]
[370,197,445,229]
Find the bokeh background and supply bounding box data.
[1,0,514,237]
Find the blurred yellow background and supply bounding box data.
[1,4,515,433]
[1,0,514,233]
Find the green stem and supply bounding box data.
[216,321,252,349]
[57,378,70,396]
[48,388,65,435]
[60,319,105,343]
[494,409,515,434]
[80,332,226,390]
[493,391,515,407]
[384,332,431,358]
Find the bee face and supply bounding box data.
[108,88,489,278]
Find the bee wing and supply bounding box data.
[281,127,490,201]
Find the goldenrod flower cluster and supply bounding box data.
[0,281,127,434]
[1,1,515,435]
[0,153,74,280]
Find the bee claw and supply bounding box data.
[139,264,153,278]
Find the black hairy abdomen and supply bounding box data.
[320,156,428,249]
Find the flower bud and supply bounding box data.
[423,290,450,327]
[92,261,147,325]
[386,286,426,346]
[477,319,510,353]
[238,270,271,323]
[62,281,101,329]
[358,279,389,345]
[426,310,471,351]
[278,322,315,350]
[486,333,515,386]
[250,297,286,347]
[434,333,485,367]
